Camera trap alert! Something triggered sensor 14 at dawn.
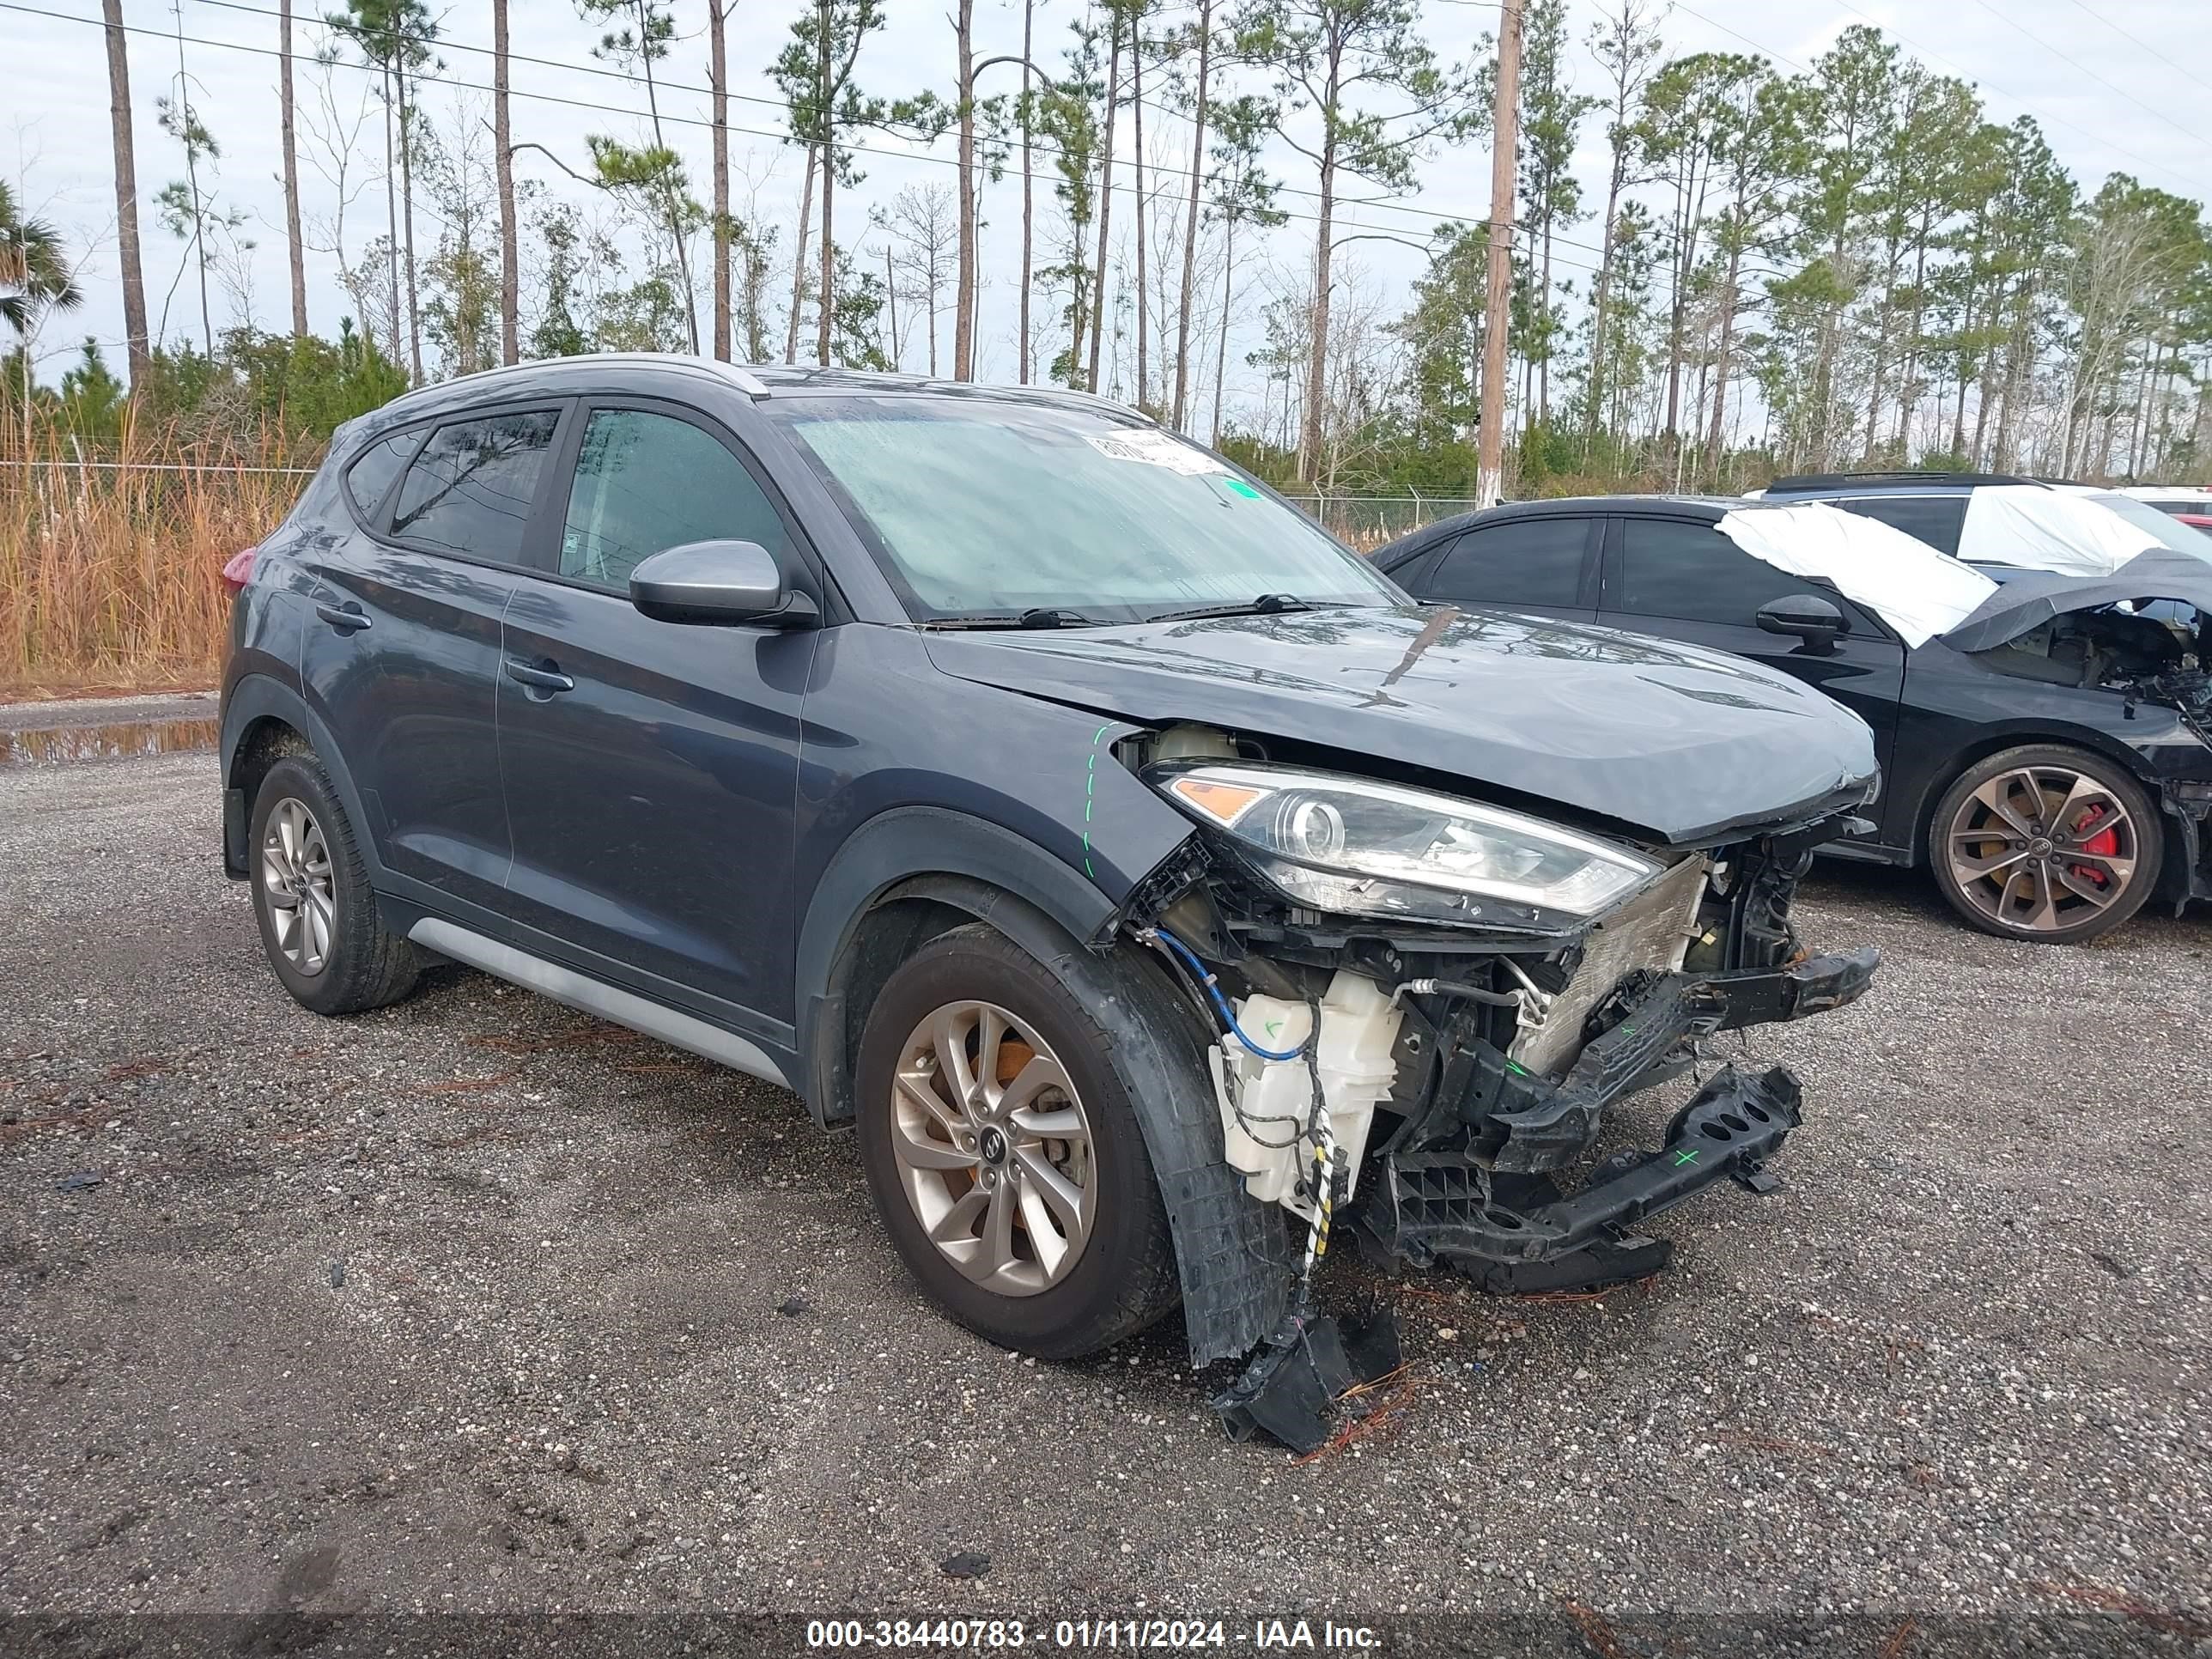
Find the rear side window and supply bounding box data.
[1426,518,1591,608]
[1615,518,1831,627]
[559,409,792,588]
[342,430,416,520]
[1833,495,1968,556]
[387,410,561,563]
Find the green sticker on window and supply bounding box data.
[1223,478,1263,500]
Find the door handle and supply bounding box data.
[314,602,372,633]
[504,658,575,694]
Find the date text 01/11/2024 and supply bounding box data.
[804,1618,1382,1650]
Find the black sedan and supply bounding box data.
[1377,495,2212,943]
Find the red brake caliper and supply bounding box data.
[2071,803,2118,887]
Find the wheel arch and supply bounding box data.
[221,674,379,881]
[1907,723,2166,868]
[796,811,1289,1369]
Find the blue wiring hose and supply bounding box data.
[1152,926,1308,1061]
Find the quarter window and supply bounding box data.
[342,429,417,521]
[386,410,560,563]
[559,409,790,588]
[1428,519,1590,608]
[1615,518,1832,627]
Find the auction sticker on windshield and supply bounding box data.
[1086,428,1230,475]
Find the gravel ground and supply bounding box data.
[2,744,2207,1652]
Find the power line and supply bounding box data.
[7,0,1615,282]
[185,0,1601,258]
[1960,0,2212,156]
[1673,0,2207,198]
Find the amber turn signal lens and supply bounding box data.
[1169,775,1267,825]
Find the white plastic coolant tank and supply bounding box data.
[1211,970,1404,1216]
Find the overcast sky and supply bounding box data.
[7,0,2209,421]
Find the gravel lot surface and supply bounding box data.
[2,743,2207,1652]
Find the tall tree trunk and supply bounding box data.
[814,1,835,366]
[709,0,731,361]
[1703,251,1741,486]
[1018,0,1034,384]
[785,146,816,363]
[1086,15,1121,392]
[495,0,519,363]
[101,0,149,381]
[817,167,836,366]
[1299,143,1334,484]
[1584,149,1626,458]
[882,240,897,365]
[1211,215,1234,449]
[952,0,976,379]
[1131,11,1147,410]
[398,72,423,380]
[381,66,402,366]
[278,0,307,337]
[628,0,698,353]
[1537,220,1553,424]
[1171,0,1210,430]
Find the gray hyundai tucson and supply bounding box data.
[221,356,1881,1421]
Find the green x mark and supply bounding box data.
[1673,1148,1701,1167]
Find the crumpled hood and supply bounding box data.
[923,605,1878,843]
[1942,550,2212,653]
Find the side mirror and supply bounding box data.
[1756,593,1848,655]
[629,539,817,628]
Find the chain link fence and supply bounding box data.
[1279,492,1481,549]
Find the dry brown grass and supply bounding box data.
[0,415,312,698]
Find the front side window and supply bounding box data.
[1429,518,1591,608]
[559,409,791,588]
[387,410,560,563]
[766,397,1399,622]
[1615,518,1832,627]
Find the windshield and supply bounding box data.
[2084,491,2212,561]
[766,396,1401,622]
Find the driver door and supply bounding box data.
[1596,514,1906,845]
[495,398,819,1032]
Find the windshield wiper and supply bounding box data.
[921,607,1105,630]
[1145,593,1335,623]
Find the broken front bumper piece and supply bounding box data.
[1358,949,1878,1290]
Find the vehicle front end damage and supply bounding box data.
[1106,725,1880,1449]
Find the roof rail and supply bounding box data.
[1765,470,2037,491]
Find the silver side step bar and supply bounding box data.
[409,917,790,1087]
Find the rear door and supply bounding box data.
[1407,513,1601,623]
[300,402,568,914]
[495,398,820,1030]
[1596,513,1909,844]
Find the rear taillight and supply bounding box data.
[222,546,258,597]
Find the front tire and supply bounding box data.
[1928,744,2160,944]
[854,925,1181,1359]
[249,754,421,1014]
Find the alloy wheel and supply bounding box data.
[888,1000,1097,1297]
[1944,763,2139,935]
[260,797,337,976]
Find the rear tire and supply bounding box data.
[1928,744,2160,944]
[854,924,1181,1359]
[249,754,421,1014]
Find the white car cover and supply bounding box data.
[1955,485,2161,577]
[1716,502,1997,648]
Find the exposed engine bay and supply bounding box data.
[1974,599,2212,744]
[1104,722,1881,1447]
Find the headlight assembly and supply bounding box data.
[1151,762,1662,927]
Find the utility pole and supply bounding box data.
[1476,0,1522,508]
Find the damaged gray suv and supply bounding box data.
[222,358,1880,1442]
